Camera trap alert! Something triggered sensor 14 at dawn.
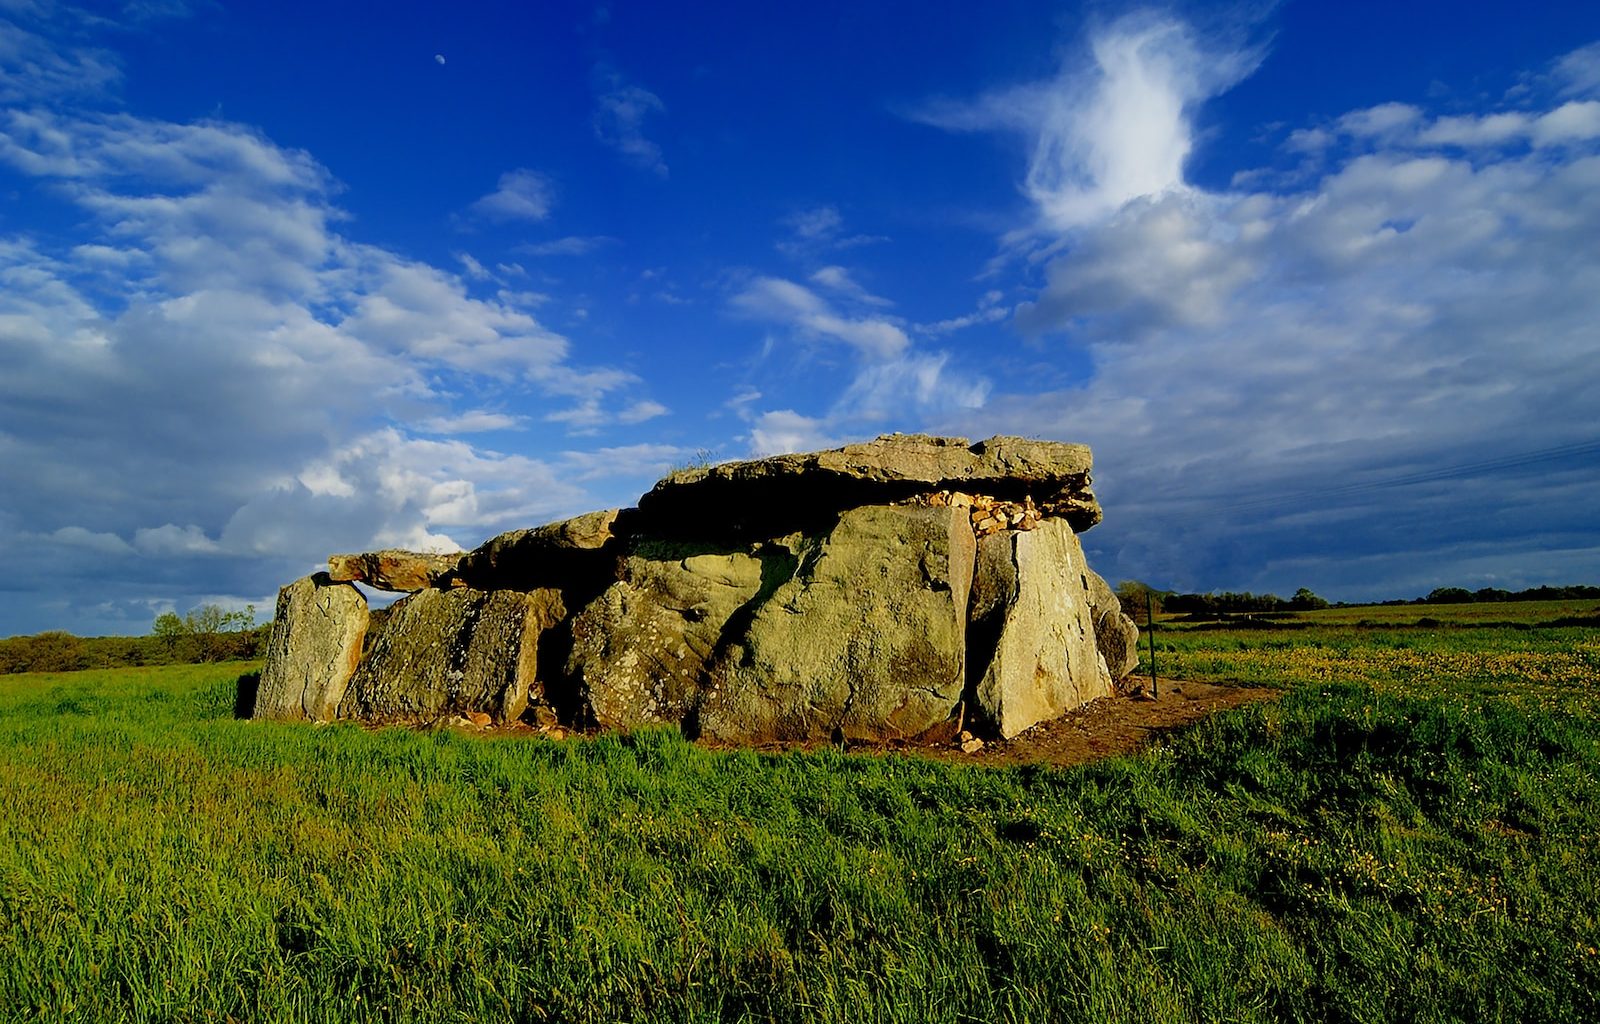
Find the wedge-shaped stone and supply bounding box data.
[255,573,369,722]
[338,586,565,722]
[568,543,772,730]
[970,520,1112,738]
[326,550,463,592]
[698,504,974,743]
[456,509,626,591]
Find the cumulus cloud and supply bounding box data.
[0,102,663,633]
[469,168,554,222]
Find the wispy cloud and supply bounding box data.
[730,276,909,359]
[592,66,667,176]
[775,204,888,257]
[469,168,554,222]
[515,235,617,257]
[911,11,1260,232]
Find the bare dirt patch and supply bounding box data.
[951,679,1278,768]
[468,678,1278,770]
[685,678,1279,769]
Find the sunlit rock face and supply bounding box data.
[257,434,1137,741]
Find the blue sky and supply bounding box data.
[3,1,1599,635]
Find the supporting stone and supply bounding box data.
[970,520,1112,739]
[254,573,369,722]
[338,586,564,723]
[698,504,975,743]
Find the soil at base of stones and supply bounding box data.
[452,679,1276,770]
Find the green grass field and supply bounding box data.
[2,610,1598,1022]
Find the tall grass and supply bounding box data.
[1,649,1598,1022]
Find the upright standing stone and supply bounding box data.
[698,504,975,742]
[1085,568,1140,681]
[338,587,565,723]
[970,520,1112,738]
[568,544,768,731]
[254,573,369,722]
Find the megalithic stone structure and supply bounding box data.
[255,434,1140,741]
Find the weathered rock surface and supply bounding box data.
[567,542,769,730]
[326,550,463,592]
[455,509,627,591]
[697,504,975,743]
[254,574,369,722]
[969,519,1112,739]
[639,434,1101,536]
[1086,569,1140,681]
[338,586,565,722]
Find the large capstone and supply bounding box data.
[338,586,565,723]
[969,519,1112,739]
[697,504,975,743]
[254,573,369,722]
[638,434,1100,538]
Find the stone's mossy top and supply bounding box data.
[652,434,1093,490]
[261,434,1135,746]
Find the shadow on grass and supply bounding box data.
[233,670,259,719]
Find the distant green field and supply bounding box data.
[2,629,1599,1022]
[1158,597,1599,628]
[1300,599,1598,626]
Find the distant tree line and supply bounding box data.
[1404,584,1600,605]
[1115,580,1600,619]
[0,605,270,675]
[1115,582,1330,618]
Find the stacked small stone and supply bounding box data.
[916,491,1045,537]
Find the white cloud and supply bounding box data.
[134,523,222,555]
[1337,102,1422,140]
[416,410,524,434]
[1554,41,1600,98]
[809,265,892,307]
[944,33,1600,597]
[560,443,688,482]
[592,68,667,176]
[0,102,663,632]
[0,19,121,103]
[916,290,1009,335]
[731,276,909,359]
[748,409,834,456]
[831,352,989,424]
[469,168,554,222]
[912,11,1260,232]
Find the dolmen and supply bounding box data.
[253,434,1140,742]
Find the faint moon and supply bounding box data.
[434,54,446,65]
